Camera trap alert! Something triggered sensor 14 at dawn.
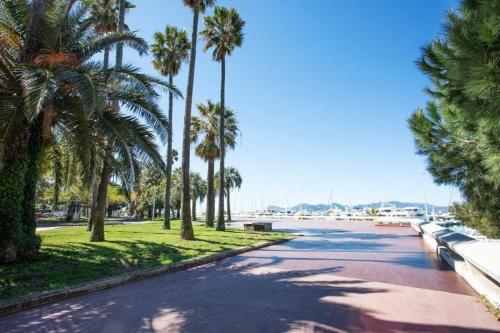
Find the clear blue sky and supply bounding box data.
[123,0,459,211]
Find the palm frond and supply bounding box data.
[78,31,148,60]
[19,67,56,122]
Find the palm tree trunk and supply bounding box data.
[205,159,215,227]
[129,199,135,217]
[0,122,44,263]
[180,6,200,240]
[0,143,30,263]
[115,0,125,67]
[103,46,110,69]
[163,74,174,230]
[216,56,226,231]
[88,47,109,231]
[192,199,197,221]
[87,180,98,230]
[90,0,125,240]
[226,186,231,221]
[20,120,43,258]
[23,0,45,63]
[90,159,111,241]
[0,0,46,263]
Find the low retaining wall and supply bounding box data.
[412,221,500,308]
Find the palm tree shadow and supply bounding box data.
[2,257,497,333]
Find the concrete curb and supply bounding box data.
[0,236,296,317]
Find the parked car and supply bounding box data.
[53,211,66,219]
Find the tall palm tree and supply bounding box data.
[86,0,121,231]
[215,167,242,221]
[90,0,127,242]
[151,26,190,230]
[179,0,216,240]
[191,101,239,227]
[200,7,244,231]
[90,0,178,241]
[0,0,168,261]
[87,0,134,67]
[190,172,207,221]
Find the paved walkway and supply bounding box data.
[1,220,499,332]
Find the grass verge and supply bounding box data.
[1,220,288,300]
[479,295,500,320]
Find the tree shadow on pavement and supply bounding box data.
[1,257,497,333]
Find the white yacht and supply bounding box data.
[378,205,396,217]
[393,207,425,217]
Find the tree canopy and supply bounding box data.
[409,0,500,237]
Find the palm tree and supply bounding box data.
[151,26,190,230]
[85,0,135,228]
[86,0,121,231]
[200,7,244,231]
[191,101,239,227]
[89,0,179,242]
[87,0,134,67]
[179,0,216,240]
[215,167,242,221]
[0,0,168,261]
[190,173,207,221]
[90,0,126,242]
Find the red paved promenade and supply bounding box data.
[1,220,498,332]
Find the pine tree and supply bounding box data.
[409,0,500,238]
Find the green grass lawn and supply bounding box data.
[0,220,288,300]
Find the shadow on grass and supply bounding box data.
[0,236,249,300]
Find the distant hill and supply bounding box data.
[267,201,448,212]
[351,201,448,212]
[267,203,345,212]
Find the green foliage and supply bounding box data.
[170,168,183,212]
[190,172,207,202]
[140,183,164,211]
[191,101,239,161]
[215,167,242,193]
[0,0,174,259]
[151,25,191,77]
[37,137,93,209]
[0,145,30,263]
[107,183,127,206]
[130,164,169,216]
[409,0,500,238]
[183,0,216,13]
[21,124,44,256]
[200,6,245,62]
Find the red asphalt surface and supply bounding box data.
[1,220,499,332]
